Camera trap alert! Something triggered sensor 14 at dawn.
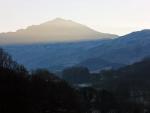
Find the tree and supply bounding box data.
[0,48,27,74]
[0,48,14,69]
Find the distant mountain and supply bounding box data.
[85,29,150,65]
[0,18,117,45]
[2,29,150,72]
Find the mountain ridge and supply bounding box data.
[84,29,150,65]
[0,18,118,45]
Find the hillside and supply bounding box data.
[84,29,150,65]
[2,40,110,71]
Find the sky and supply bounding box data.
[0,0,150,35]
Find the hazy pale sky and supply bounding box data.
[0,0,150,35]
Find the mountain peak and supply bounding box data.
[0,18,118,45]
[43,18,71,25]
[52,17,67,22]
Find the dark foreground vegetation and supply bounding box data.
[63,58,150,113]
[0,48,83,113]
[1,48,150,113]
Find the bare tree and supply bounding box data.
[0,48,13,69]
[0,48,27,73]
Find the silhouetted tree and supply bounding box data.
[0,48,27,74]
[0,48,14,69]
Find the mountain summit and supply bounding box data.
[0,18,117,45]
